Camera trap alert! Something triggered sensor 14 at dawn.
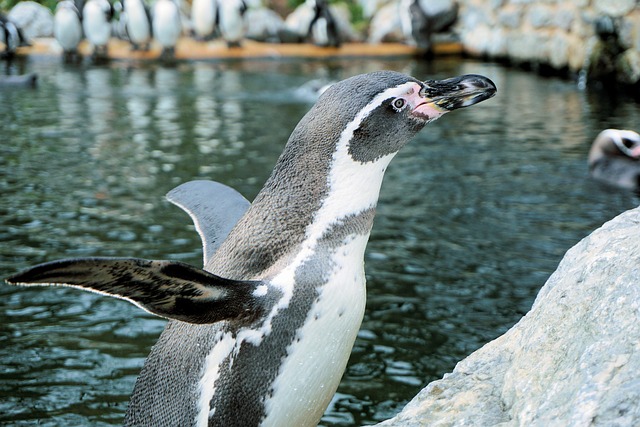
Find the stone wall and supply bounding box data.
[456,0,640,85]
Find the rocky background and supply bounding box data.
[3,0,640,87]
[456,0,640,88]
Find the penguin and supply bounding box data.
[588,129,640,191]
[400,0,457,51]
[123,0,152,50]
[0,13,26,59]
[152,0,182,59]
[307,0,340,48]
[82,0,113,60]
[0,72,37,87]
[54,0,84,62]
[6,70,496,427]
[191,0,218,41]
[218,0,247,48]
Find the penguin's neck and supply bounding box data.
[306,145,395,246]
[214,136,396,279]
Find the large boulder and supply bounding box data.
[245,7,285,42]
[377,206,640,426]
[368,1,403,43]
[8,1,54,40]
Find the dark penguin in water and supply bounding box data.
[307,0,340,48]
[589,129,640,191]
[6,70,496,426]
[54,0,84,62]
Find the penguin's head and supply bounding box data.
[590,129,640,165]
[303,70,496,163]
[610,129,640,159]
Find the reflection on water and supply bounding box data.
[1,57,639,426]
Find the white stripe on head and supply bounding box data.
[307,81,419,241]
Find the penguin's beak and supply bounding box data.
[418,74,497,112]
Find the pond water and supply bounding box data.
[1,55,639,426]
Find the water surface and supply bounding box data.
[1,56,639,426]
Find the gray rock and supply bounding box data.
[8,1,54,40]
[245,7,284,42]
[527,4,554,28]
[497,6,521,29]
[616,48,640,85]
[358,0,389,19]
[594,0,636,17]
[377,207,640,426]
[368,1,403,43]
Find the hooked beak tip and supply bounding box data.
[420,74,497,111]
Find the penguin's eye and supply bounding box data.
[392,98,406,112]
[621,138,635,149]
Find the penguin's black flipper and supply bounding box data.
[166,180,250,265]
[6,257,265,324]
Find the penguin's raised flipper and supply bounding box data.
[6,257,264,324]
[166,180,250,265]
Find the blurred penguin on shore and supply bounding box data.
[152,0,182,59]
[82,0,113,60]
[123,0,152,50]
[0,13,29,59]
[307,0,340,47]
[54,0,83,62]
[191,0,218,41]
[218,0,247,48]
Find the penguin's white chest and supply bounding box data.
[83,2,111,45]
[219,3,245,42]
[312,18,329,45]
[54,9,82,50]
[260,232,369,427]
[152,0,181,47]
[191,0,216,36]
[126,1,151,42]
[196,231,370,427]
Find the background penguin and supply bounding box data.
[0,72,37,87]
[152,0,182,59]
[0,13,27,59]
[6,70,496,427]
[82,0,113,60]
[123,0,152,50]
[191,0,218,41]
[307,0,340,48]
[400,0,458,51]
[54,0,84,62]
[589,129,640,192]
[218,0,247,48]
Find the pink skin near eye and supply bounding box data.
[404,83,448,121]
